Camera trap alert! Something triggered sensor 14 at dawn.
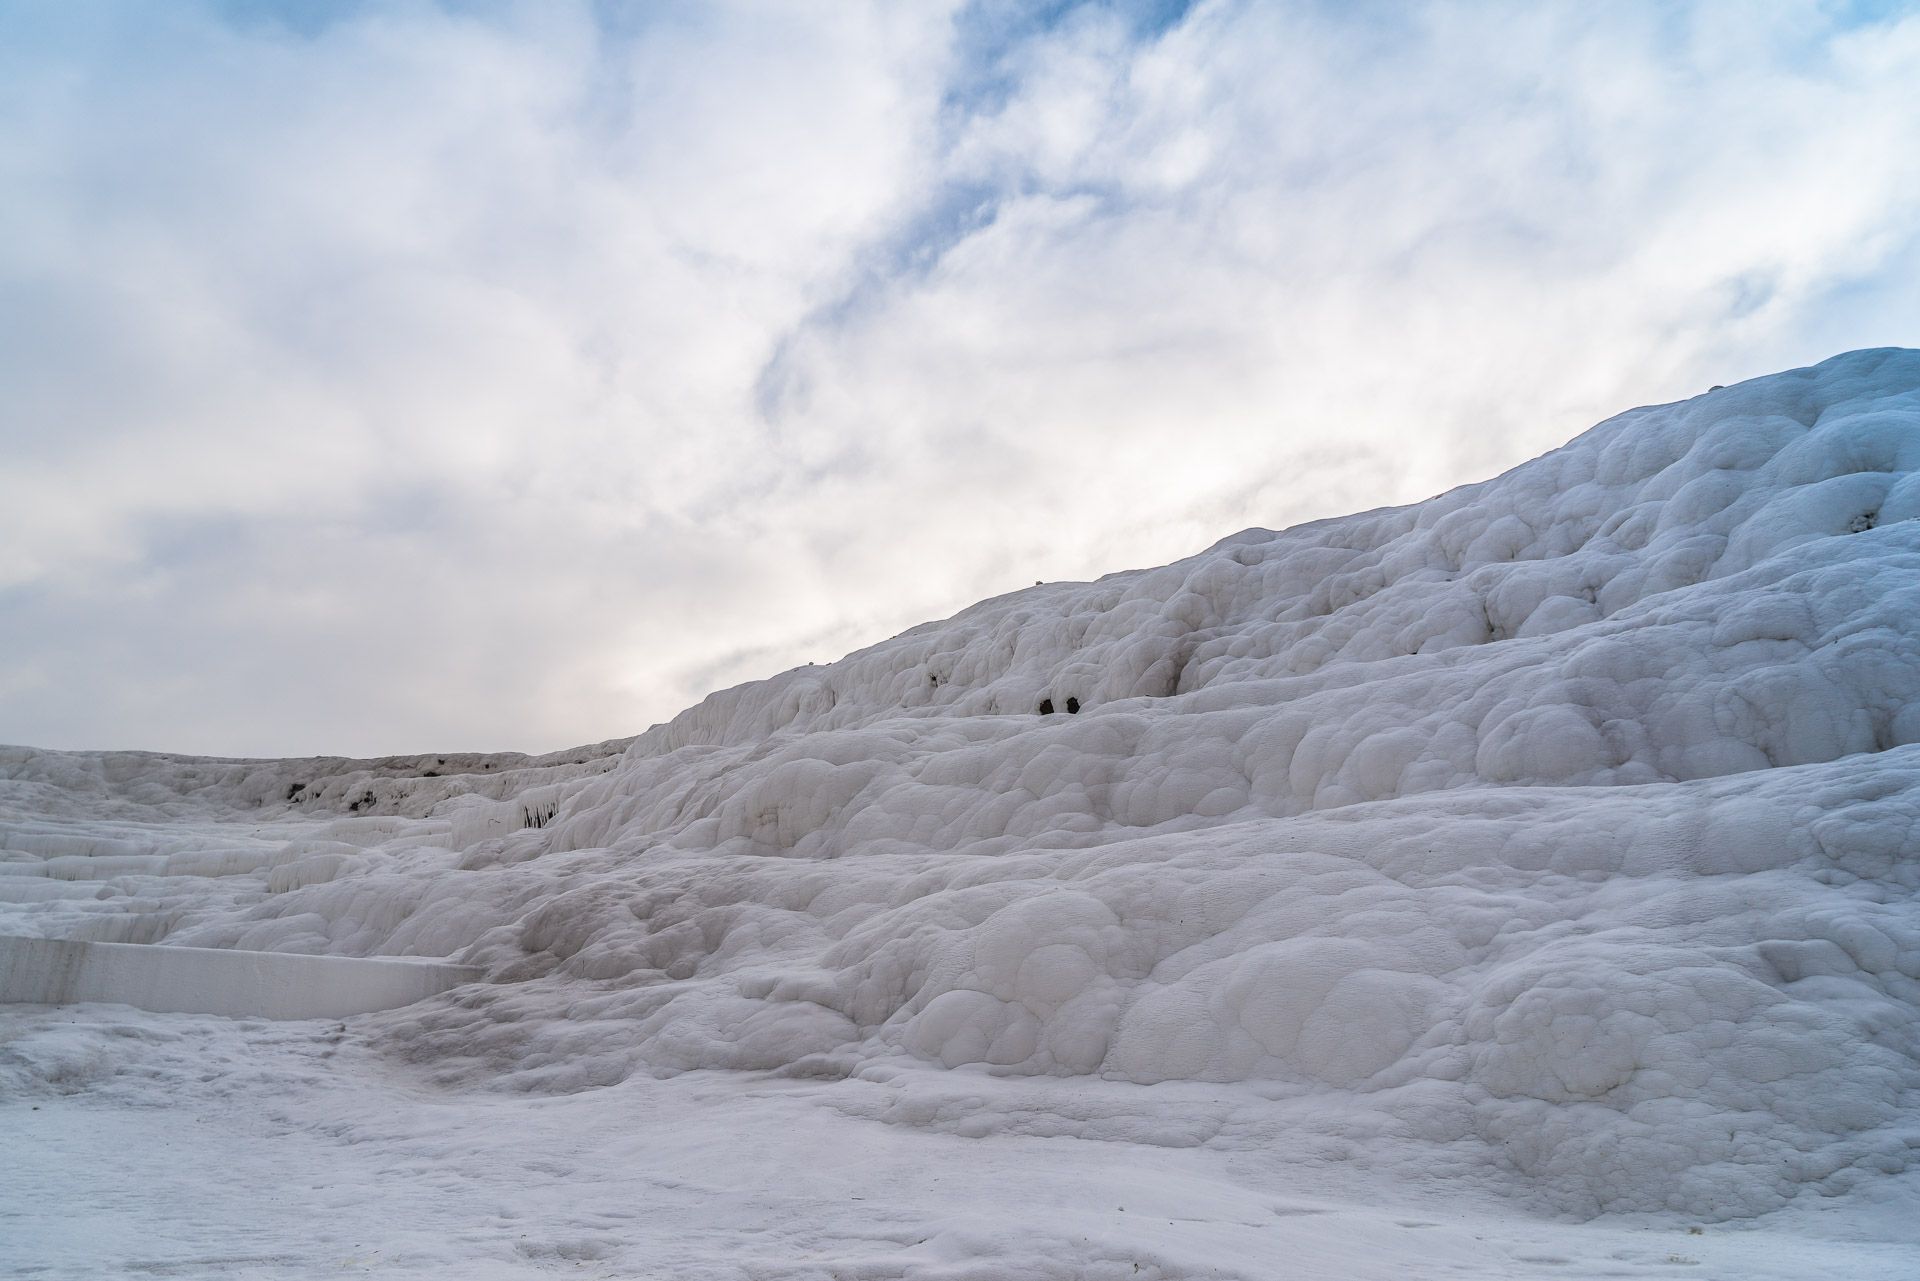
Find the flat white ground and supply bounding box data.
[6,1003,1913,1280]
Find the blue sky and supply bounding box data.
[2,0,1918,756]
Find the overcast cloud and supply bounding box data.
[2,0,1918,756]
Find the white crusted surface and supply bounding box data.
[4,349,1919,1274]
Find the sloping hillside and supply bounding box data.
[5,349,1919,1275]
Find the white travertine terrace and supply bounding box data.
[5,349,1918,1231]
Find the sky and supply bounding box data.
[2,0,1918,758]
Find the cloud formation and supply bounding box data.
[2,0,1918,756]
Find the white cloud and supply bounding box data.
[2,0,1917,755]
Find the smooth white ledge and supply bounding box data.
[0,935,481,1019]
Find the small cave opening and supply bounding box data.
[1065,697,1081,714]
[1037,698,1054,715]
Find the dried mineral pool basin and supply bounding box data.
[0,935,481,1019]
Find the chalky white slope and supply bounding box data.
[5,348,1920,1279]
